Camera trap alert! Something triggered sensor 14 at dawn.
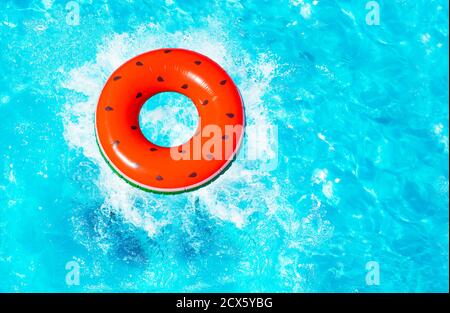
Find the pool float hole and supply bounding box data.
[138,92,200,148]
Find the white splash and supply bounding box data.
[312,168,339,202]
[433,123,449,153]
[41,0,54,9]
[420,33,431,44]
[8,163,16,184]
[290,0,313,19]
[139,94,198,147]
[317,132,335,151]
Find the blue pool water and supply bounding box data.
[0,0,448,292]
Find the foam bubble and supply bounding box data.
[433,123,449,152]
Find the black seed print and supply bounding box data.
[206,154,213,160]
[113,140,120,145]
[131,125,138,130]
[156,175,163,181]
[136,92,142,98]
[194,60,202,65]
[105,106,113,111]
[188,172,197,178]
[202,100,209,105]
[178,147,186,154]
[164,49,172,53]
[136,61,143,66]
[220,79,227,85]
[226,113,235,118]
[181,84,188,89]
[113,76,121,81]
[157,76,164,82]
[150,147,158,151]
[222,135,229,140]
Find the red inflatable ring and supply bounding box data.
[95,48,245,193]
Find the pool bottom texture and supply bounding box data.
[0,0,448,292]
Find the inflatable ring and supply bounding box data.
[95,48,245,193]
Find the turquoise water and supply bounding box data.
[0,0,448,292]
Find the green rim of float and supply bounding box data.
[94,130,242,195]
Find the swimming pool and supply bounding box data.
[0,0,448,292]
